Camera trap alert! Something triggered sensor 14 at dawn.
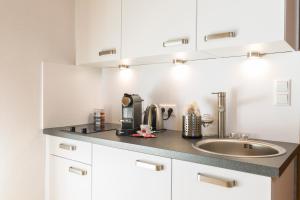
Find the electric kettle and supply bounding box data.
[143,104,163,131]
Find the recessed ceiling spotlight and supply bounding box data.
[247,51,265,58]
[118,64,130,69]
[173,59,187,65]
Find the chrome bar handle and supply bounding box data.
[99,48,116,56]
[69,167,87,176]
[204,31,236,42]
[198,173,236,188]
[59,143,77,151]
[135,160,164,171]
[163,38,189,47]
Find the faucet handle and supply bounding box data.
[241,134,249,140]
[229,132,241,139]
[201,114,214,128]
[229,132,249,140]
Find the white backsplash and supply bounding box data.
[102,52,300,143]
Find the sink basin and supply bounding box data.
[192,139,286,158]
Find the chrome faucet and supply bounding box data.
[212,92,226,138]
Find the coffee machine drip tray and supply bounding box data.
[61,123,121,134]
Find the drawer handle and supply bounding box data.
[59,143,77,151]
[204,31,236,42]
[163,38,189,47]
[69,167,87,176]
[135,160,164,171]
[99,48,116,56]
[198,173,236,188]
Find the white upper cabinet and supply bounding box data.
[75,0,121,65]
[197,0,299,57]
[75,0,299,65]
[122,0,197,59]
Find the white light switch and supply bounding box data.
[274,80,291,106]
[276,81,288,92]
[276,94,289,105]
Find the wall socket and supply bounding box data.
[159,104,177,118]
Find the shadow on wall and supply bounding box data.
[228,86,268,137]
[228,88,238,135]
[148,79,179,103]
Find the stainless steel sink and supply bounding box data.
[192,139,286,158]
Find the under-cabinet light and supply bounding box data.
[173,59,187,65]
[118,64,130,69]
[247,51,265,58]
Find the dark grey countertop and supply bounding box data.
[43,124,299,177]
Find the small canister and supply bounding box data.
[94,109,105,127]
[182,114,202,138]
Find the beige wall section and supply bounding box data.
[0,0,75,199]
[43,63,103,128]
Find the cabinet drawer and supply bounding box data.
[172,159,272,200]
[47,136,92,164]
[49,155,91,200]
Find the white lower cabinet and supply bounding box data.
[48,155,91,200]
[45,136,294,200]
[92,144,172,200]
[172,159,295,200]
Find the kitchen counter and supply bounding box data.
[43,125,299,177]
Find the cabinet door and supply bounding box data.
[76,0,121,65]
[122,0,196,59]
[197,0,286,56]
[49,155,91,200]
[172,159,271,200]
[92,145,171,200]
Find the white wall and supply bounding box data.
[43,63,103,128]
[102,52,300,143]
[0,0,79,199]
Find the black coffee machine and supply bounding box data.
[116,93,143,136]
